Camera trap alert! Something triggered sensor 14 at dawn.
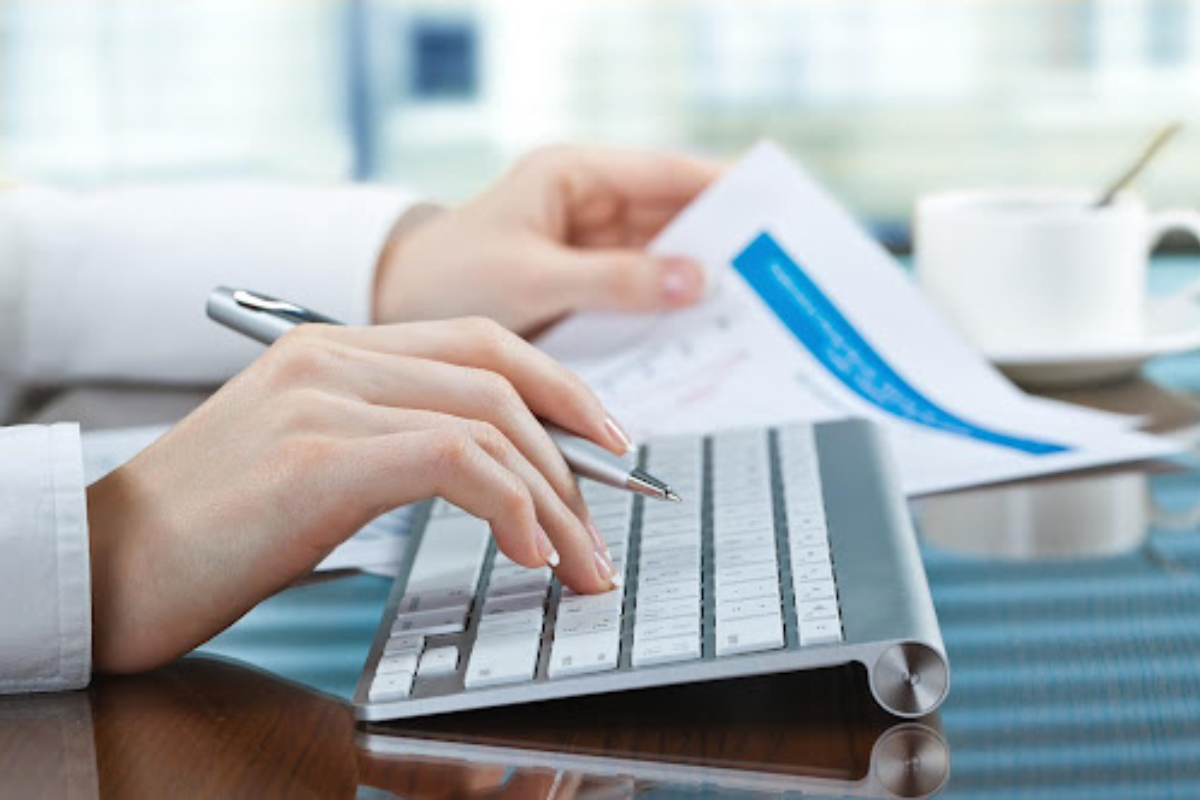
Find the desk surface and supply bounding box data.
[7,261,1200,798]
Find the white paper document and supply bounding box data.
[82,425,414,576]
[539,142,1180,496]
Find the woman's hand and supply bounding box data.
[374,145,722,336]
[87,318,629,673]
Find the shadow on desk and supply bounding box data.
[1,656,948,799]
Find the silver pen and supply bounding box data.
[206,287,680,503]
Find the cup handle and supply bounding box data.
[1149,209,1200,301]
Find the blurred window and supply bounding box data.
[410,19,478,100]
[3,0,1199,249]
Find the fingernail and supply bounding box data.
[604,416,636,455]
[593,549,615,585]
[586,520,608,554]
[660,257,704,305]
[536,526,560,567]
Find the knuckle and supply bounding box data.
[466,419,506,453]
[473,368,522,411]
[432,428,475,475]
[516,144,569,176]
[498,478,533,521]
[278,388,335,432]
[268,327,335,382]
[463,315,511,354]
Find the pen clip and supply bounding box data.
[232,289,338,325]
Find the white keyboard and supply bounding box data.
[355,420,949,721]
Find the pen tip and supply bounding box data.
[666,490,682,503]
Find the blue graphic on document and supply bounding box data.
[732,232,1068,455]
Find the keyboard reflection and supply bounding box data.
[358,664,950,798]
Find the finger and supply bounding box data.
[310,347,590,516]
[265,332,618,587]
[312,318,634,456]
[545,247,706,313]
[556,147,724,207]
[321,397,612,588]
[568,197,702,250]
[493,770,571,800]
[325,352,615,581]
[347,430,613,594]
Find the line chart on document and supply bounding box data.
[580,312,752,429]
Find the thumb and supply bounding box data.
[550,249,707,314]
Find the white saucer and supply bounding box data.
[986,296,1200,387]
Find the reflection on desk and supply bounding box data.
[362,666,949,798]
[0,658,947,799]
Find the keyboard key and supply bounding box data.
[489,563,551,582]
[797,601,839,623]
[641,516,701,537]
[713,507,774,529]
[715,614,785,657]
[486,574,551,599]
[548,630,620,678]
[716,597,781,622]
[406,515,490,594]
[555,609,620,637]
[635,600,698,622]
[789,527,829,548]
[398,588,473,614]
[482,592,545,616]
[791,546,832,566]
[715,546,778,569]
[639,532,701,553]
[713,529,776,550]
[798,580,837,602]
[369,670,414,702]
[716,562,781,586]
[637,565,697,587]
[378,650,421,675]
[716,579,780,602]
[393,607,468,636]
[476,608,544,638]
[383,633,425,655]
[638,579,701,605]
[633,614,700,642]
[465,633,541,688]
[557,591,624,616]
[640,550,701,572]
[418,646,460,677]
[632,634,701,667]
[793,563,835,583]
[800,618,843,647]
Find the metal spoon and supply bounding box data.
[1095,121,1184,207]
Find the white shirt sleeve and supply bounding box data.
[0,423,91,694]
[0,184,418,693]
[3,183,416,389]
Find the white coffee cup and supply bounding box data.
[914,190,1200,357]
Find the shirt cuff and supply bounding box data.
[0,423,91,694]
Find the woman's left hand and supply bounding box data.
[373,145,722,337]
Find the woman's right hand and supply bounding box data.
[87,317,630,673]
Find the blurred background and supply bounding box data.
[3,0,1199,249]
